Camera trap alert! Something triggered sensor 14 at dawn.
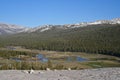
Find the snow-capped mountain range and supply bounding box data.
[0,18,120,35]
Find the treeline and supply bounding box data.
[0,24,120,57]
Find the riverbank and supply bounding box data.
[0,68,120,80]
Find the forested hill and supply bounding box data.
[0,24,120,56]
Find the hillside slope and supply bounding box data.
[0,24,120,56]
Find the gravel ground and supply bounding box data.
[0,68,120,80]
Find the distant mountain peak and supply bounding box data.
[111,18,120,24]
[0,23,28,35]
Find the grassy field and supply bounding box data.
[0,47,120,70]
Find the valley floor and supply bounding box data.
[0,68,120,80]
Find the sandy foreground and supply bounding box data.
[0,68,120,80]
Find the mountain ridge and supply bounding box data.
[0,18,120,35]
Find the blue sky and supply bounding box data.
[0,0,120,27]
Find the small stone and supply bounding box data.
[46,68,50,71]
[68,68,71,70]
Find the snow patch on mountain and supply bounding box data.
[40,27,51,32]
[26,25,52,33]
